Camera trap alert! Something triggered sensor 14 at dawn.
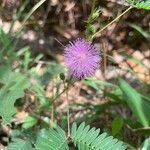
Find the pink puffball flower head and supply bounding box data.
[64,38,101,79]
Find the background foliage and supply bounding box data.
[0,0,150,149]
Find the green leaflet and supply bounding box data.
[111,116,124,136]
[83,78,116,90]
[9,122,127,150]
[128,0,150,10]
[35,127,69,150]
[141,137,150,150]
[0,66,29,123]
[119,78,150,127]
[7,138,33,150]
[128,23,150,40]
[22,115,38,129]
[71,122,127,150]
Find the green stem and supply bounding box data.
[92,6,133,39]
[50,75,74,103]
[63,77,73,137]
[66,83,70,137]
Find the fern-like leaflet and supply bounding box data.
[7,138,33,150]
[128,0,150,10]
[71,122,127,150]
[35,126,69,150]
[8,122,127,150]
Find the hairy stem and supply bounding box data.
[50,81,55,125]
[63,78,72,137]
[50,76,74,105]
[66,83,70,137]
[102,40,107,80]
[92,6,133,39]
